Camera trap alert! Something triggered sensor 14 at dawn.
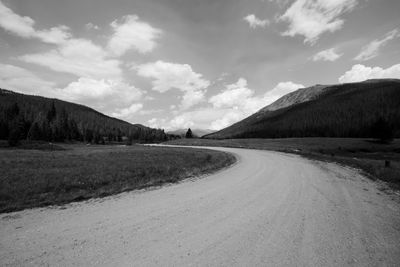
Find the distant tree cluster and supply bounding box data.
[185,128,193,138]
[0,89,169,146]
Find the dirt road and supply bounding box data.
[1,147,399,266]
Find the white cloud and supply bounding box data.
[20,38,122,79]
[207,79,304,130]
[209,80,304,130]
[338,64,400,83]
[147,118,161,128]
[312,48,342,61]
[209,78,253,108]
[0,1,71,44]
[180,90,206,111]
[168,108,227,130]
[0,3,154,124]
[59,77,143,114]
[263,81,305,104]
[112,103,143,120]
[136,61,209,92]
[0,63,56,95]
[279,0,358,44]
[107,15,162,56]
[136,60,210,110]
[0,64,145,122]
[152,79,304,131]
[354,29,400,61]
[243,14,270,29]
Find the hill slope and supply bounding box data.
[205,79,400,139]
[0,88,167,143]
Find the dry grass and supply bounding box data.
[166,138,400,190]
[0,144,236,213]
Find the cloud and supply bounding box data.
[0,63,56,95]
[20,38,122,79]
[150,79,304,131]
[168,108,228,130]
[136,60,210,110]
[0,63,144,121]
[209,78,253,108]
[0,2,156,124]
[107,15,162,56]
[279,0,358,44]
[85,23,99,30]
[243,14,269,29]
[111,103,143,120]
[338,64,400,83]
[180,90,206,111]
[312,48,342,61]
[354,29,400,61]
[0,1,71,44]
[263,81,305,104]
[59,77,143,115]
[209,80,304,130]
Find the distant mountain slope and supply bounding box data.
[0,88,167,143]
[167,128,214,138]
[259,84,331,113]
[205,79,400,139]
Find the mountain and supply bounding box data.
[0,88,167,143]
[167,128,214,138]
[205,79,400,139]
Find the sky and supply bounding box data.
[0,0,399,131]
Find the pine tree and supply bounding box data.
[46,101,56,122]
[185,128,193,138]
[27,122,42,140]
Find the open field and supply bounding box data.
[0,144,235,213]
[165,138,400,190]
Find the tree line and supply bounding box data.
[0,89,169,146]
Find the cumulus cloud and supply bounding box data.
[243,14,269,29]
[0,64,144,121]
[20,38,122,79]
[279,0,358,44]
[0,2,160,124]
[149,79,304,131]
[0,63,56,95]
[312,48,342,61]
[338,64,400,83]
[59,77,143,115]
[209,78,252,108]
[0,1,71,44]
[107,15,162,56]
[209,80,304,130]
[354,29,400,61]
[136,60,210,110]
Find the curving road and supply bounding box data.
[1,147,400,266]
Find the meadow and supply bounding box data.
[166,138,400,190]
[0,144,236,213]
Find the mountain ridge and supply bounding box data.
[205,79,400,139]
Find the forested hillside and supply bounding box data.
[0,89,167,145]
[205,79,400,140]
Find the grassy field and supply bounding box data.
[0,144,236,213]
[166,138,400,190]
